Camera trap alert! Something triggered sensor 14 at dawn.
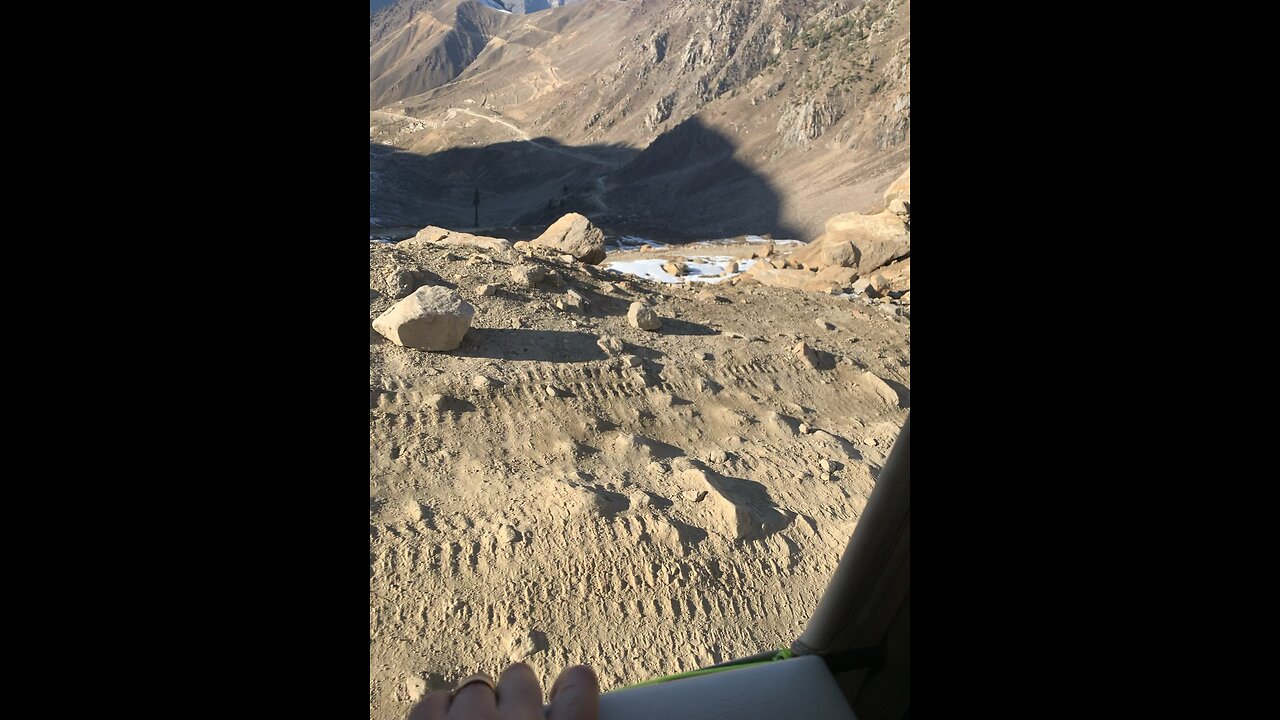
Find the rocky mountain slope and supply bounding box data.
[370,0,910,239]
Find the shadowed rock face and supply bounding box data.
[369,117,803,240]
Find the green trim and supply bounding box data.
[620,648,793,690]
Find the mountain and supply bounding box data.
[370,0,910,240]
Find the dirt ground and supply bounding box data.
[369,237,910,719]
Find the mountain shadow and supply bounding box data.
[370,115,800,242]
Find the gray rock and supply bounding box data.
[476,284,497,296]
[510,264,548,288]
[372,286,474,351]
[385,268,418,299]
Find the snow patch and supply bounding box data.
[705,235,802,246]
[605,257,758,285]
[477,0,512,12]
[606,235,669,251]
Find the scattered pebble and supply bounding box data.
[510,264,548,287]
[506,630,542,660]
[405,676,427,702]
[793,341,819,369]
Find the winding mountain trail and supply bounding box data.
[453,108,620,167]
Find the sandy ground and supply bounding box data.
[369,238,910,719]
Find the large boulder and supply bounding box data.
[399,226,512,256]
[883,166,910,206]
[789,210,910,275]
[741,264,858,293]
[531,213,606,265]
[372,285,474,351]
